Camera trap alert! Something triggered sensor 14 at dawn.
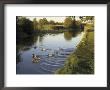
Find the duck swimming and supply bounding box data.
[48,53,54,57]
[41,48,47,51]
[58,47,64,51]
[32,54,40,62]
[33,46,37,49]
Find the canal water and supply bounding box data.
[16,31,84,74]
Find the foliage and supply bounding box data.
[16,16,94,37]
[64,17,73,28]
[39,18,48,25]
[33,18,38,30]
[16,16,34,39]
[49,20,55,25]
[38,18,49,30]
[64,16,82,29]
[79,16,94,21]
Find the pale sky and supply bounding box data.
[26,16,66,22]
[26,16,80,22]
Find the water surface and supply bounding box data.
[16,31,84,74]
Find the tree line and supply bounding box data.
[16,16,94,39]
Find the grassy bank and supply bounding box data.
[56,24,94,74]
[37,25,64,30]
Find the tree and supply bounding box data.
[16,16,34,35]
[70,16,76,21]
[38,19,44,29]
[39,18,48,25]
[33,18,38,30]
[38,18,49,30]
[49,20,55,25]
[42,18,48,25]
[79,16,94,22]
[85,16,94,20]
[64,17,73,28]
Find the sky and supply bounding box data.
[26,16,66,22]
[26,16,80,22]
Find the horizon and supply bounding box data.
[25,16,80,22]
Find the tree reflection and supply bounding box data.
[16,33,46,64]
[16,30,81,64]
[64,31,73,41]
[38,34,45,43]
[64,30,81,41]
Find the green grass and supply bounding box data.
[37,25,53,30]
[38,25,62,30]
[43,25,54,30]
[56,24,94,74]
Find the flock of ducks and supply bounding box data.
[32,46,64,63]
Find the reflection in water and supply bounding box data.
[16,33,47,64]
[64,31,73,41]
[16,53,22,64]
[39,34,44,43]
[16,30,83,74]
[64,30,81,41]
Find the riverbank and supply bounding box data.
[56,25,94,74]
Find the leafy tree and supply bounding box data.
[49,20,55,25]
[55,22,59,25]
[39,19,43,25]
[79,16,94,21]
[42,18,48,24]
[85,16,94,20]
[16,16,34,35]
[33,18,38,30]
[64,17,73,28]
[39,18,48,25]
[64,16,79,29]
[70,16,76,21]
[38,19,44,29]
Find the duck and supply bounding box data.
[46,48,52,51]
[48,53,54,57]
[41,48,47,51]
[33,46,37,49]
[32,54,40,62]
[58,47,64,51]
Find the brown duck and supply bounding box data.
[32,54,40,62]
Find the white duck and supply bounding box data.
[41,48,47,51]
[48,53,54,57]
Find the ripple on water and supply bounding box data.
[17,32,84,74]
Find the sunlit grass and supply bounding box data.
[38,25,54,30]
